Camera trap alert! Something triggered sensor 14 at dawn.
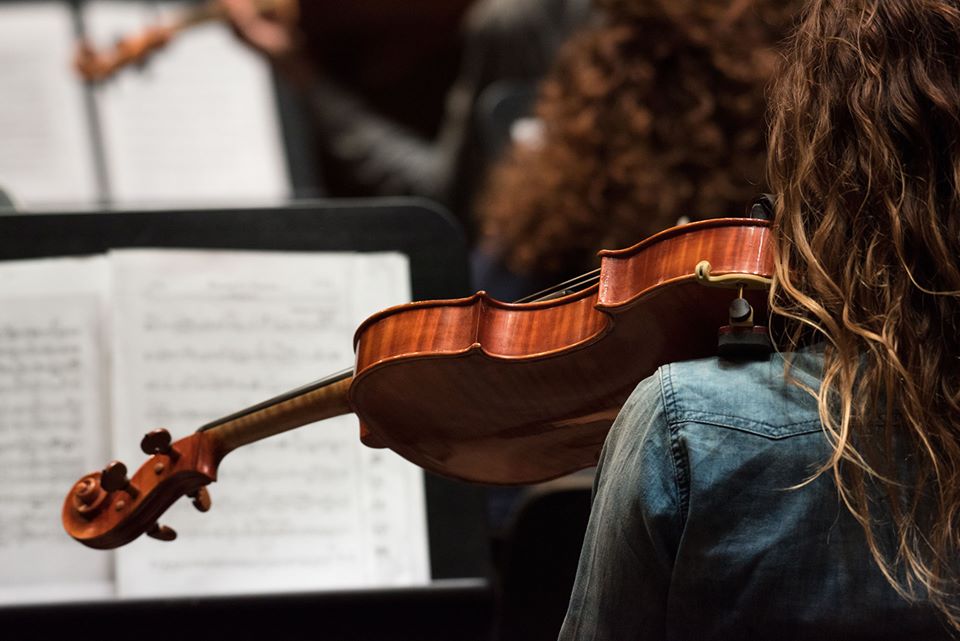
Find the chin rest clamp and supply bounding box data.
[693,260,773,359]
[717,290,772,360]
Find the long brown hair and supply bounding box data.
[769,0,960,627]
[478,0,801,278]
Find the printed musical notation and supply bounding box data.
[0,259,112,604]
[0,311,91,547]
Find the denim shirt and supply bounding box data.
[559,351,950,640]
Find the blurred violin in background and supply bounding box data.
[74,0,298,82]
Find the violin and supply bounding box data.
[62,217,773,550]
[74,0,296,82]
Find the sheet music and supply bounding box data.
[84,1,290,206]
[109,249,428,598]
[0,3,99,209]
[0,257,113,604]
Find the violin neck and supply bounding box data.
[200,370,354,460]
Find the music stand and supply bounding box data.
[0,198,493,641]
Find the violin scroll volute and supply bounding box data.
[62,429,219,549]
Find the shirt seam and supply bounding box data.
[669,409,822,432]
[667,414,823,441]
[659,365,690,525]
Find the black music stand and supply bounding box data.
[0,198,493,641]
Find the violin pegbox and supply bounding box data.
[62,429,221,550]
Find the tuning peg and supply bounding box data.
[188,487,211,512]
[100,461,140,499]
[140,428,180,462]
[146,523,177,542]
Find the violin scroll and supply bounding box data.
[62,429,220,549]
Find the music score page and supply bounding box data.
[84,1,290,206]
[0,257,112,604]
[0,3,98,208]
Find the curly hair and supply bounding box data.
[478,0,802,278]
[768,0,960,628]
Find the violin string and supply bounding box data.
[513,268,602,304]
[515,271,601,303]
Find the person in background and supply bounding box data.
[474,0,802,301]
[560,0,960,637]
[221,0,591,234]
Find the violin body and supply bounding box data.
[351,218,772,483]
